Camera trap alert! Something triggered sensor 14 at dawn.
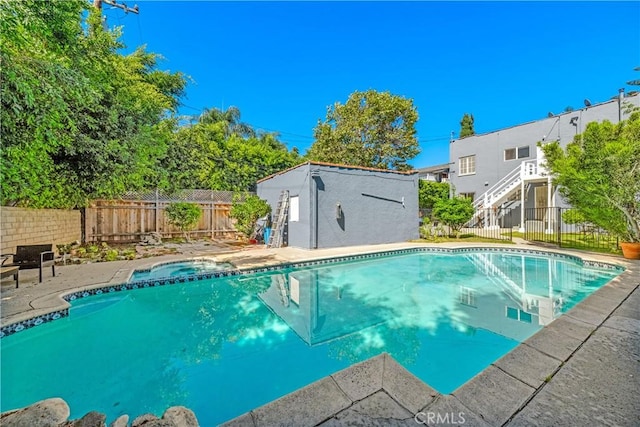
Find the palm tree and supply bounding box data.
[197,106,256,138]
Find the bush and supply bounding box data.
[230,194,271,239]
[433,197,474,238]
[165,202,202,242]
[419,180,450,209]
[419,223,446,240]
[121,249,137,260]
[104,249,119,262]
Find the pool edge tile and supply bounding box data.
[330,353,384,402]
[492,344,562,389]
[382,353,439,414]
[420,395,492,427]
[452,365,535,426]
[547,315,597,341]
[1,246,628,338]
[318,390,414,426]
[522,327,583,362]
[219,412,256,427]
[250,376,352,427]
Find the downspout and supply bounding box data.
[310,169,320,249]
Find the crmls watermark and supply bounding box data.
[414,411,466,425]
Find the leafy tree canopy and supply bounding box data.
[459,113,475,138]
[561,209,588,226]
[0,0,186,208]
[306,90,419,171]
[165,202,202,242]
[418,180,450,210]
[541,113,640,242]
[161,109,301,192]
[433,197,474,237]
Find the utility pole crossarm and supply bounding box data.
[93,0,139,14]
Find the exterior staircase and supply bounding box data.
[468,160,548,228]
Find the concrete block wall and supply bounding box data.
[1,207,81,255]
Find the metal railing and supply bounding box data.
[524,207,620,254]
[430,205,620,254]
[420,208,514,241]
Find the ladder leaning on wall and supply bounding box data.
[267,190,289,248]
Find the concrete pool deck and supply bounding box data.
[1,242,638,426]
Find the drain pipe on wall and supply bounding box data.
[311,169,321,249]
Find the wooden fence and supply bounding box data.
[84,190,245,243]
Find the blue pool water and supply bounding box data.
[129,260,234,282]
[0,251,621,425]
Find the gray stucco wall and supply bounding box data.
[257,163,312,249]
[314,165,418,249]
[257,163,419,249]
[449,96,639,207]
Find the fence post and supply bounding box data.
[140,200,145,237]
[209,190,214,240]
[557,207,562,247]
[508,209,513,241]
[155,188,159,233]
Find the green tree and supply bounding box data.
[561,209,594,234]
[541,113,640,242]
[198,106,256,138]
[163,111,301,191]
[418,180,450,210]
[561,209,587,225]
[459,113,475,138]
[0,0,185,208]
[165,202,202,242]
[307,90,419,170]
[230,194,271,239]
[432,197,474,237]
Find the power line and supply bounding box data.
[179,104,451,145]
[418,135,453,142]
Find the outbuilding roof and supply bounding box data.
[257,161,418,183]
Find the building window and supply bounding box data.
[504,146,530,161]
[289,196,299,222]
[459,192,475,201]
[459,286,476,307]
[504,148,516,161]
[459,155,475,176]
[506,306,533,323]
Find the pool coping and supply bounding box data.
[221,252,639,426]
[0,244,626,338]
[1,243,638,426]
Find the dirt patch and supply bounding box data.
[57,239,251,265]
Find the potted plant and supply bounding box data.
[542,113,640,259]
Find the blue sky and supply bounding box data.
[106,1,640,168]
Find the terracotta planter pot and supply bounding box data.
[620,242,640,260]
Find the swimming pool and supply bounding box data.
[128,259,235,282]
[0,248,622,425]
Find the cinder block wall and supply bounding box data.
[1,207,81,255]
